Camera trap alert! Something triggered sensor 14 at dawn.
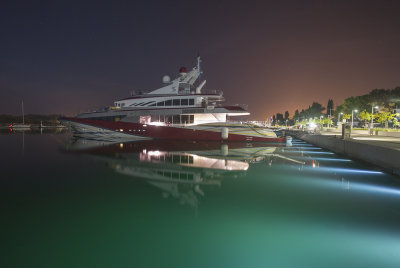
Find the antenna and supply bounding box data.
[197,54,201,75]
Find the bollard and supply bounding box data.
[342,123,351,139]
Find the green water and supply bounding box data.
[2,131,400,267]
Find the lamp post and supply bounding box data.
[351,109,358,128]
[371,106,379,128]
[337,112,343,126]
[328,108,334,128]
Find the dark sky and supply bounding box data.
[1,0,400,119]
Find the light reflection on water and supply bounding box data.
[1,131,400,268]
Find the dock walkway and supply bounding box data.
[287,129,400,176]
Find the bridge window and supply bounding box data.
[189,99,194,105]
[181,99,188,105]
[173,99,180,106]
[157,101,165,106]
[165,100,172,106]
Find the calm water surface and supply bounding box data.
[2,131,400,267]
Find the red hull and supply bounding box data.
[61,117,287,143]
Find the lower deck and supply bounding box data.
[60,117,287,143]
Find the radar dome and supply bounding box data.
[162,75,171,83]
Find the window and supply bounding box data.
[189,115,194,123]
[181,115,189,124]
[181,99,188,105]
[151,115,159,122]
[165,100,172,106]
[173,115,180,124]
[157,101,165,106]
[140,101,153,106]
[189,99,194,105]
[173,99,180,106]
[173,155,180,163]
[132,102,144,106]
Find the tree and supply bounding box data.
[322,117,333,126]
[359,110,372,128]
[326,99,334,116]
[297,102,325,121]
[376,111,396,128]
[284,111,289,120]
[276,113,284,124]
[293,109,299,121]
[309,102,325,117]
[393,116,400,127]
[343,113,351,121]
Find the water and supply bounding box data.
[2,131,400,268]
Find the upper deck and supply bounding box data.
[114,57,225,110]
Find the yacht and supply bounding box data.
[60,57,287,142]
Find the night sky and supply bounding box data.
[1,0,400,119]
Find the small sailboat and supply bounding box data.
[10,100,31,130]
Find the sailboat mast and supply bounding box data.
[22,100,25,125]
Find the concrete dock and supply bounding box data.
[287,129,400,176]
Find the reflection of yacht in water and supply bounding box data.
[65,138,395,211]
[65,139,291,209]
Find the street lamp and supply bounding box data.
[337,112,343,126]
[371,106,379,128]
[328,108,334,128]
[351,109,358,128]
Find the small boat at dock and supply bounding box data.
[10,100,31,130]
